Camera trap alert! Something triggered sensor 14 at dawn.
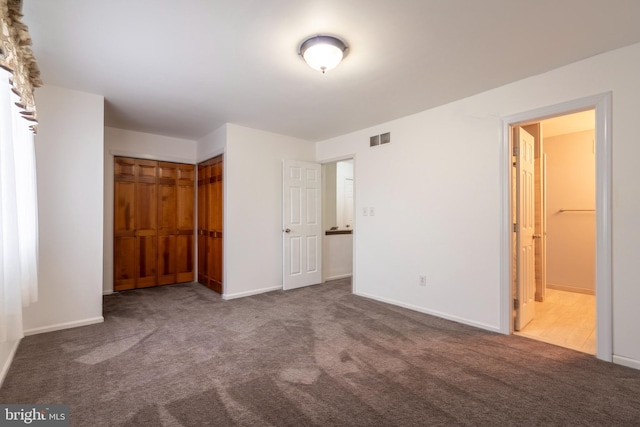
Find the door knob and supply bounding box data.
[284,228,291,233]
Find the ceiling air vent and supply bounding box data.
[370,132,390,147]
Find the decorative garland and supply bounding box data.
[0,0,41,132]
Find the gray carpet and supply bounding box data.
[1,278,640,426]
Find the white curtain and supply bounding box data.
[0,67,39,343]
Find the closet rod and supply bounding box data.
[558,208,595,212]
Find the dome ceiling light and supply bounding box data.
[298,35,348,74]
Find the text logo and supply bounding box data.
[0,405,69,427]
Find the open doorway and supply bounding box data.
[322,159,354,282]
[502,93,612,362]
[512,111,596,354]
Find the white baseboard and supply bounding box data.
[103,290,114,296]
[546,283,595,295]
[24,317,104,336]
[613,355,640,371]
[223,286,281,300]
[324,274,352,281]
[0,340,20,388]
[355,291,501,333]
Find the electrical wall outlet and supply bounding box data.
[419,275,427,286]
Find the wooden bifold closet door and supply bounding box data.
[114,157,195,291]
[197,155,223,294]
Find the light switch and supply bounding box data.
[362,207,368,216]
[369,207,375,216]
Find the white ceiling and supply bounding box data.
[541,110,595,138]
[23,0,640,142]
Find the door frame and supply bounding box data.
[500,92,612,362]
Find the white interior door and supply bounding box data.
[515,127,536,330]
[283,160,322,290]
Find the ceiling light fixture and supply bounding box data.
[298,35,348,74]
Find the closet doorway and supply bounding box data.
[197,155,224,294]
[512,110,597,354]
[113,157,195,291]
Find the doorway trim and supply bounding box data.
[500,92,612,362]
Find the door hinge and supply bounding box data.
[513,299,520,310]
[513,223,517,232]
[512,145,519,157]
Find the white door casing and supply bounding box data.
[515,127,536,330]
[501,93,612,362]
[283,160,322,290]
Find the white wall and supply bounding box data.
[0,340,18,387]
[102,127,198,293]
[224,124,314,298]
[105,127,197,161]
[545,130,596,293]
[197,124,226,162]
[22,85,104,334]
[316,42,640,367]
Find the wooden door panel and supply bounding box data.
[178,164,195,186]
[114,237,136,291]
[115,157,197,291]
[158,162,178,183]
[158,161,177,238]
[157,235,176,285]
[176,163,194,283]
[210,162,223,230]
[114,181,135,236]
[136,235,157,288]
[158,184,177,235]
[197,163,207,286]
[206,234,216,280]
[176,234,194,283]
[213,184,223,231]
[206,233,223,293]
[210,237,223,293]
[136,182,157,234]
[197,165,207,231]
[114,157,136,182]
[208,280,222,294]
[177,184,194,231]
[197,234,207,284]
[197,156,223,293]
[198,163,210,286]
[207,171,217,230]
[137,160,157,183]
[136,160,157,288]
